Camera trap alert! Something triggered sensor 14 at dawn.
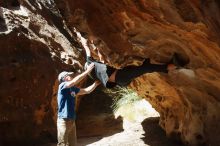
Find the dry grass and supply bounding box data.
[103,86,159,122]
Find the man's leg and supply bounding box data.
[57,118,69,146]
[68,120,77,146]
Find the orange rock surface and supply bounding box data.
[1,0,220,145]
[59,0,220,145]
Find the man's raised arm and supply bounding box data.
[77,80,100,95]
[65,63,94,88]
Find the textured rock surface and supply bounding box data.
[57,0,220,145]
[1,0,220,145]
[0,0,83,145]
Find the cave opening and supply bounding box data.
[75,84,180,145]
[76,85,124,141]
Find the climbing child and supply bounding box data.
[74,28,186,88]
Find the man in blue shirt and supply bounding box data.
[57,63,100,146]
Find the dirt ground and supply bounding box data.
[77,117,183,146]
[43,117,183,146]
[43,99,183,146]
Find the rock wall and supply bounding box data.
[57,0,220,145]
[0,0,83,145]
[1,0,220,145]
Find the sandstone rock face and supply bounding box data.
[0,0,82,145]
[58,0,220,145]
[1,0,220,145]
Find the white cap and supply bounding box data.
[58,71,74,83]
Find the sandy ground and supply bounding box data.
[44,99,183,146]
[44,117,182,146]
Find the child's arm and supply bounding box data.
[74,28,91,57]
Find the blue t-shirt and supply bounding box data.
[57,82,80,120]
